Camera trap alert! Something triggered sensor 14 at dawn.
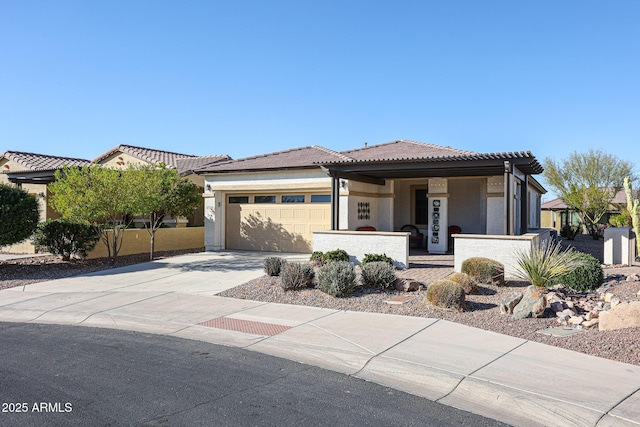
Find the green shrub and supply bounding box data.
[0,184,40,246]
[560,224,581,240]
[609,210,632,228]
[426,279,465,311]
[316,261,356,297]
[361,261,397,289]
[322,249,350,263]
[461,257,505,286]
[448,272,477,295]
[361,253,393,268]
[513,239,586,288]
[555,252,604,291]
[310,251,325,265]
[264,257,286,276]
[280,262,315,291]
[33,219,100,261]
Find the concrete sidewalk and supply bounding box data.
[1,251,639,426]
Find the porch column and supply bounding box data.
[504,161,514,235]
[520,174,529,234]
[331,174,340,230]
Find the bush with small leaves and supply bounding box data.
[310,251,325,266]
[361,253,393,268]
[426,279,465,311]
[316,261,356,297]
[264,256,286,276]
[555,252,604,292]
[461,257,505,286]
[0,184,40,246]
[362,261,397,289]
[322,249,350,263]
[280,262,315,291]
[448,272,477,295]
[33,219,100,261]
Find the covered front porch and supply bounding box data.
[313,152,547,275]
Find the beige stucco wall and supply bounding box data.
[448,177,487,234]
[87,227,204,259]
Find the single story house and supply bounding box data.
[1,145,230,253]
[197,140,547,270]
[541,188,640,232]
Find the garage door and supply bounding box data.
[226,194,331,253]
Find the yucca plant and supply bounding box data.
[513,239,586,288]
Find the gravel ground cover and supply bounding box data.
[2,235,639,366]
[220,234,640,366]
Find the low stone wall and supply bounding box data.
[87,227,204,259]
[453,229,552,278]
[312,230,410,269]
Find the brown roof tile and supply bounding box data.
[0,151,92,172]
[175,155,231,174]
[340,139,476,161]
[196,145,351,173]
[93,144,198,169]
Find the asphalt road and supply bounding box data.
[0,322,509,427]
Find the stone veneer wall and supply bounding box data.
[312,231,409,269]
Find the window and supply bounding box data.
[228,196,248,204]
[254,195,276,203]
[282,195,305,203]
[415,189,428,225]
[311,194,331,203]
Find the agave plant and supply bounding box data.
[513,239,586,288]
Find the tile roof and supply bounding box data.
[93,144,230,174]
[196,145,351,173]
[340,139,476,161]
[93,144,196,169]
[175,155,231,174]
[542,189,640,210]
[0,150,92,173]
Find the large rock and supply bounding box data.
[598,302,640,331]
[499,292,523,315]
[513,286,547,319]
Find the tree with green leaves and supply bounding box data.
[130,164,202,260]
[49,165,137,264]
[544,150,635,239]
[624,176,640,260]
[0,184,40,246]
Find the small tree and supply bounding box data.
[624,176,640,260]
[544,150,635,239]
[49,165,137,264]
[130,164,202,260]
[0,184,40,246]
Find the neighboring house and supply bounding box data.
[93,144,230,226]
[197,140,546,254]
[0,151,93,253]
[1,145,230,254]
[541,188,640,232]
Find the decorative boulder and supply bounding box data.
[599,302,640,331]
[499,292,523,315]
[513,286,547,319]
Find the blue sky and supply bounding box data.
[2,1,638,198]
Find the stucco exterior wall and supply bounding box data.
[448,178,486,234]
[454,229,551,277]
[87,227,204,259]
[313,230,409,268]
